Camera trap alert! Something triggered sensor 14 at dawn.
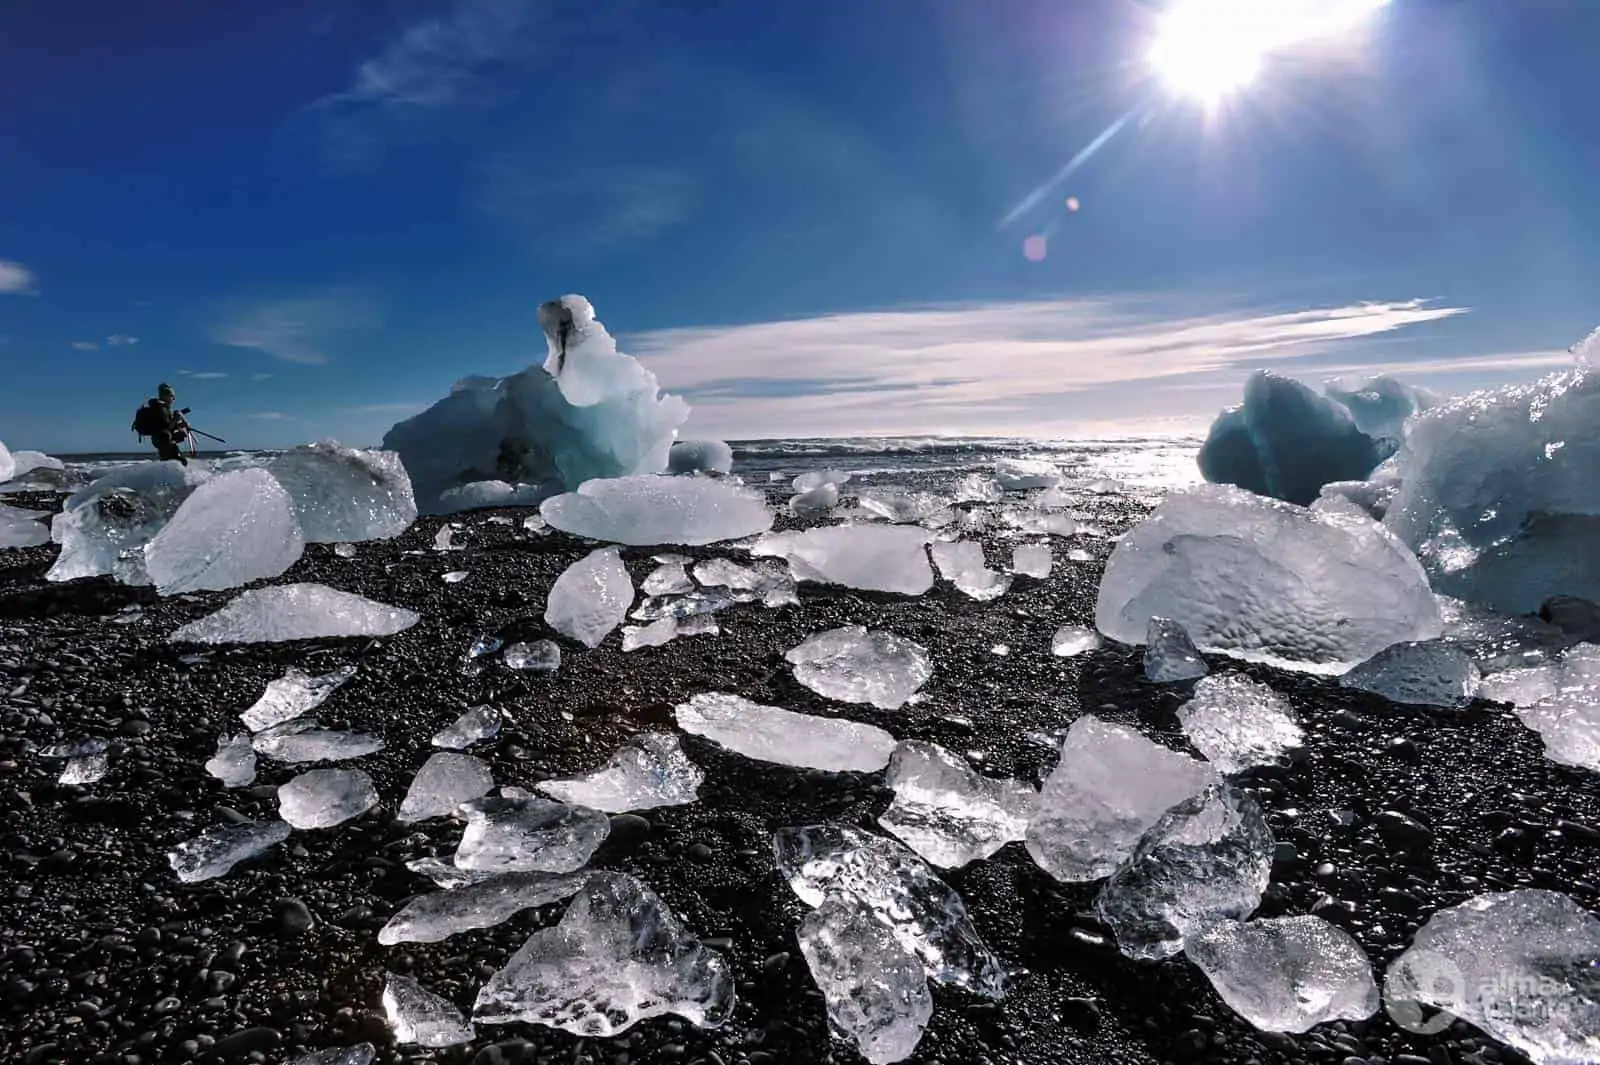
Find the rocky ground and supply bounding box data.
[2,484,1597,1065]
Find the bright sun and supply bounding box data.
[1149,0,1392,105]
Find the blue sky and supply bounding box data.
[1,0,1595,452]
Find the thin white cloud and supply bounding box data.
[343,401,426,414]
[249,411,294,421]
[251,372,275,381]
[187,372,229,380]
[211,287,378,365]
[0,260,36,295]
[480,162,697,253]
[106,334,138,346]
[71,340,99,351]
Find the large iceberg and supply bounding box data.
[266,440,416,542]
[0,438,11,483]
[540,475,772,546]
[144,468,305,595]
[1095,483,1441,672]
[383,295,690,513]
[170,583,419,644]
[49,462,208,584]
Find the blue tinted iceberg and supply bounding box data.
[667,440,734,475]
[1322,374,1437,444]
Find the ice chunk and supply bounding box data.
[406,856,498,889]
[751,526,934,595]
[0,438,12,482]
[1186,916,1379,1032]
[441,570,468,583]
[993,458,1062,490]
[252,720,384,763]
[1498,643,1600,771]
[266,440,416,543]
[432,524,460,552]
[1051,624,1101,657]
[378,871,588,945]
[878,741,1036,868]
[400,752,495,822]
[464,633,503,667]
[453,795,610,874]
[693,557,797,607]
[60,753,108,785]
[142,468,304,595]
[205,733,257,788]
[383,972,474,1048]
[1095,483,1441,672]
[632,588,736,623]
[285,1046,375,1065]
[541,474,772,546]
[667,439,734,475]
[1025,715,1216,883]
[535,732,702,812]
[474,871,735,1035]
[503,639,562,673]
[798,899,933,1065]
[1177,673,1303,773]
[785,625,932,710]
[675,693,896,772]
[1339,640,1481,707]
[858,487,953,527]
[0,503,50,548]
[622,617,679,651]
[1012,544,1052,579]
[789,482,839,516]
[1001,509,1079,537]
[643,559,694,596]
[432,705,504,748]
[955,473,1004,503]
[170,582,418,644]
[240,664,358,731]
[1199,370,1390,505]
[544,547,632,648]
[1323,374,1438,444]
[773,824,1008,998]
[929,540,1011,601]
[1384,889,1600,1065]
[794,469,851,492]
[277,768,378,829]
[384,295,689,513]
[332,542,356,558]
[1145,617,1209,682]
[48,462,209,585]
[168,819,291,883]
[1095,782,1275,960]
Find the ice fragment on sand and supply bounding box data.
[676,693,896,772]
[206,733,257,788]
[1025,715,1216,883]
[1339,639,1482,707]
[622,616,680,651]
[993,458,1062,490]
[667,438,734,475]
[1186,916,1378,1032]
[453,796,609,874]
[693,557,797,607]
[955,473,1004,503]
[795,469,851,492]
[433,705,503,748]
[785,625,932,710]
[400,752,495,822]
[1177,673,1303,774]
[773,824,1008,998]
[642,559,694,596]
[544,547,632,648]
[858,487,953,527]
[878,741,1035,868]
[60,752,108,784]
[541,475,772,546]
[789,482,839,516]
[1012,544,1052,579]
[537,733,702,812]
[1001,509,1079,537]
[144,468,304,594]
[252,720,384,763]
[277,768,379,829]
[1384,889,1600,1065]
[267,440,417,543]
[503,640,561,672]
[522,512,550,535]
[1145,617,1209,682]
[1095,782,1274,961]
[929,540,1011,601]
[474,871,735,1035]
[333,542,356,558]
[168,819,291,883]
[752,526,934,596]
[379,872,588,945]
[383,972,474,1047]
[0,503,50,548]
[1485,643,1600,772]
[285,1045,376,1065]
[240,664,357,731]
[49,462,207,585]
[432,525,459,552]
[1051,624,1101,657]
[441,570,468,583]
[170,582,418,644]
[798,899,933,1065]
[1095,483,1440,672]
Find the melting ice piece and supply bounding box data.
[789,482,840,516]
[643,559,694,596]
[332,542,357,559]
[1025,715,1216,883]
[1498,643,1600,771]
[252,720,384,763]
[277,768,379,829]
[522,512,550,535]
[379,871,588,945]
[432,705,503,748]
[267,441,417,543]
[993,458,1062,490]
[1051,624,1101,657]
[1384,889,1600,1065]
[694,557,797,607]
[929,541,1011,601]
[1339,639,1482,707]
[400,752,495,822]
[432,525,460,552]
[437,480,545,512]
[667,439,734,475]
[406,856,499,889]
[453,795,610,874]
[798,899,933,1065]
[465,633,504,663]
[622,617,680,651]
[785,625,932,710]
[169,583,419,644]
[877,741,1036,868]
[144,468,305,595]
[794,469,851,492]
[168,819,292,883]
[540,475,773,546]
[751,526,934,596]
[442,570,468,583]
[1002,509,1079,537]
[1012,544,1052,579]
[1145,617,1209,683]
[857,488,954,527]
[60,753,108,785]
[240,664,358,731]
[773,824,1008,998]
[503,640,562,673]
[955,474,1004,504]
[675,693,896,772]
[1177,673,1304,774]
[285,1045,376,1065]
[383,972,474,1048]
[544,547,633,648]
[1096,483,1441,673]
[632,588,736,623]
[473,871,735,1035]
[536,733,703,812]
[0,504,50,548]
[1186,916,1378,1033]
[205,733,257,788]
[1095,782,1275,961]
[48,462,208,585]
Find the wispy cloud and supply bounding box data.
[186,371,229,380]
[479,162,697,253]
[0,260,36,295]
[211,287,379,365]
[71,340,99,351]
[106,334,138,346]
[343,401,426,414]
[249,411,294,421]
[251,372,275,382]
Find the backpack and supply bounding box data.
[132,402,165,439]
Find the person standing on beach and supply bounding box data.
[131,383,191,465]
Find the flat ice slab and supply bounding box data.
[544,547,633,648]
[399,752,495,822]
[170,583,419,644]
[452,796,610,874]
[378,871,588,945]
[144,468,304,594]
[277,768,379,829]
[1339,639,1482,707]
[752,526,934,596]
[785,625,932,710]
[1187,916,1378,1033]
[676,693,897,773]
[168,819,291,883]
[541,475,772,546]
[535,732,703,812]
[240,665,357,731]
